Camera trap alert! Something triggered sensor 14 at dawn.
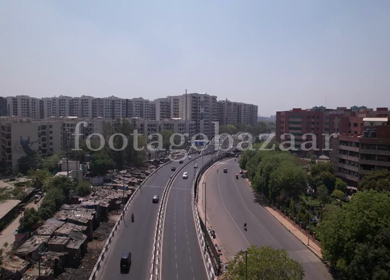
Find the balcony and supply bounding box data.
[339,145,359,153]
[338,154,359,162]
[338,163,359,172]
[360,148,390,156]
[336,172,359,182]
[359,159,390,167]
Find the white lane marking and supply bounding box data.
[232,172,282,247]
[188,248,191,253]
[191,266,194,272]
[175,254,177,259]
[217,170,250,246]
[189,256,192,262]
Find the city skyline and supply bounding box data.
[1,1,389,116]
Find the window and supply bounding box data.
[354,123,358,127]
[325,122,329,125]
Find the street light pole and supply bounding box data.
[245,250,248,280]
[203,181,207,230]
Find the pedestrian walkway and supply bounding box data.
[264,206,323,259]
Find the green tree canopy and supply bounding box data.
[319,190,390,278]
[75,181,92,197]
[316,184,330,204]
[27,169,50,189]
[331,189,345,201]
[226,245,305,280]
[18,208,40,232]
[17,155,41,175]
[90,153,116,175]
[310,162,334,178]
[360,169,390,192]
[42,152,63,173]
[335,178,347,193]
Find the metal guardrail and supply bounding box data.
[149,155,202,280]
[191,153,230,280]
[88,160,172,280]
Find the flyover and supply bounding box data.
[200,158,332,279]
[96,159,189,280]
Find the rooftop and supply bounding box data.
[36,219,65,236]
[1,256,29,272]
[66,231,87,250]
[55,223,87,236]
[0,199,21,220]
[48,236,70,246]
[17,236,49,256]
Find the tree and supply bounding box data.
[335,178,347,193]
[28,169,50,189]
[17,155,40,175]
[318,190,390,278]
[331,190,345,201]
[316,185,330,204]
[306,151,316,163]
[290,199,297,218]
[90,153,115,175]
[319,171,336,193]
[42,152,63,173]
[360,170,390,192]
[44,187,66,211]
[226,245,305,280]
[75,181,92,197]
[310,162,334,178]
[48,176,77,198]
[19,208,40,232]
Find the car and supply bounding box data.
[171,166,176,171]
[239,170,243,174]
[179,160,184,164]
[194,163,198,168]
[152,195,159,203]
[223,168,228,173]
[183,172,188,179]
[120,252,132,272]
[209,229,216,239]
[236,174,239,179]
[189,156,191,159]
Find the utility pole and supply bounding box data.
[203,181,207,230]
[245,250,248,280]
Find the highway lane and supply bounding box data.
[97,160,181,280]
[161,154,213,280]
[203,158,332,280]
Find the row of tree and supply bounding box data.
[318,169,390,279]
[19,175,91,232]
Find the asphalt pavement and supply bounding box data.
[97,160,180,280]
[161,154,213,280]
[202,158,332,280]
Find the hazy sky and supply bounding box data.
[1,0,389,116]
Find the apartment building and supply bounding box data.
[168,96,182,119]
[0,117,113,172]
[218,99,258,127]
[154,98,171,121]
[128,117,196,141]
[330,117,390,187]
[0,118,62,172]
[180,92,218,139]
[0,97,7,116]
[276,106,390,154]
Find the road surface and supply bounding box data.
[201,158,332,280]
[97,160,184,280]
[161,154,213,280]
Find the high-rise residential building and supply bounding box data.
[148,101,156,120]
[168,96,182,119]
[0,97,7,116]
[330,117,390,187]
[155,98,171,121]
[181,92,218,139]
[218,99,258,126]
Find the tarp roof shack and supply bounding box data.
[17,236,49,260]
[55,222,87,236]
[1,256,30,279]
[66,231,87,250]
[36,219,65,236]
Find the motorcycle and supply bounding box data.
[244,223,247,231]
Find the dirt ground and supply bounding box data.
[57,215,119,280]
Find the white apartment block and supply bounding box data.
[181,92,218,139]
[128,117,196,140]
[155,98,171,121]
[218,99,258,127]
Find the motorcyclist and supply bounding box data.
[131,213,134,222]
[244,223,247,230]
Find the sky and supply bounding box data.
[0,0,389,116]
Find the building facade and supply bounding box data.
[330,118,390,187]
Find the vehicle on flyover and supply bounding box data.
[183,172,188,179]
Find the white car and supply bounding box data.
[194,163,198,168]
[183,172,188,179]
[189,156,192,159]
